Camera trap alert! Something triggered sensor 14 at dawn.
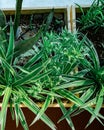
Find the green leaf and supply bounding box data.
[57,89,82,106]
[14,104,19,127]
[13,60,50,87]
[57,98,75,130]
[1,108,7,130]
[18,107,29,130]
[53,79,94,90]
[0,57,15,76]
[58,87,96,122]
[80,87,96,102]
[24,50,43,68]
[0,28,7,54]
[57,89,103,125]
[10,100,15,120]
[14,65,30,74]
[0,10,6,28]
[22,97,56,130]
[6,18,14,63]
[0,87,12,122]
[86,88,104,128]
[84,37,100,69]
[43,9,54,33]
[0,46,6,59]
[14,0,23,37]
[14,28,43,57]
[5,18,14,82]
[30,95,52,125]
[71,85,91,93]
[80,98,96,109]
[58,104,78,123]
[0,76,6,85]
[75,4,84,16]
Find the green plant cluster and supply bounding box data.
[77,0,104,32]
[77,0,104,67]
[0,0,104,130]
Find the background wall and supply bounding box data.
[0,0,94,9]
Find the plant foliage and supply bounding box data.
[0,0,104,130]
[76,0,104,65]
[77,0,104,31]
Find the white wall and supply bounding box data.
[0,0,71,9]
[72,0,93,5]
[0,0,93,10]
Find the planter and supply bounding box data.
[6,12,66,37]
[0,0,74,31]
[5,107,104,130]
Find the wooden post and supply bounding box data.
[66,6,71,31]
[70,5,76,32]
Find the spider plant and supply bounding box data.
[1,1,104,130]
[0,11,86,130]
[0,19,58,130]
[0,0,56,130]
[54,34,104,129]
[39,30,94,130]
[77,0,104,32]
[76,0,104,65]
[1,27,92,130]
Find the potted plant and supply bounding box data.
[76,0,104,65]
[42,29,104,129]
[0,0,77,129]
[55,34,104,129]
[1,0,104,130]
[0,0,56,130]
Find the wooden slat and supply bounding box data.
[0,102,73,108]
[0,102,104,108]
[3,8,67,15]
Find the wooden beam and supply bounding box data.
[0,102,73,108]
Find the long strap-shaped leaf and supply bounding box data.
[86,87,104,128]
[22,97,56,130]
[30,95,52,125]
[57,89,104,125]
[12,60,50,87]
[84,36,100,70]
[14,104,19,127]
[43,9,54,33]
[18,107,29,130]
[24,50,43,68]
[6,18,14,63]
[14,28,43,57]
[0,87,11,127]
[57,98,75,130]
[0,57,15,76]
[14,0,23,37]
[0,46,5,59]
[58,87,102,122]
[5,18,14,83]
[0,10,6,28]
[0,76,6,85]
[14,9,54,57]
[1,108,7,130]
[53,79,94,90]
